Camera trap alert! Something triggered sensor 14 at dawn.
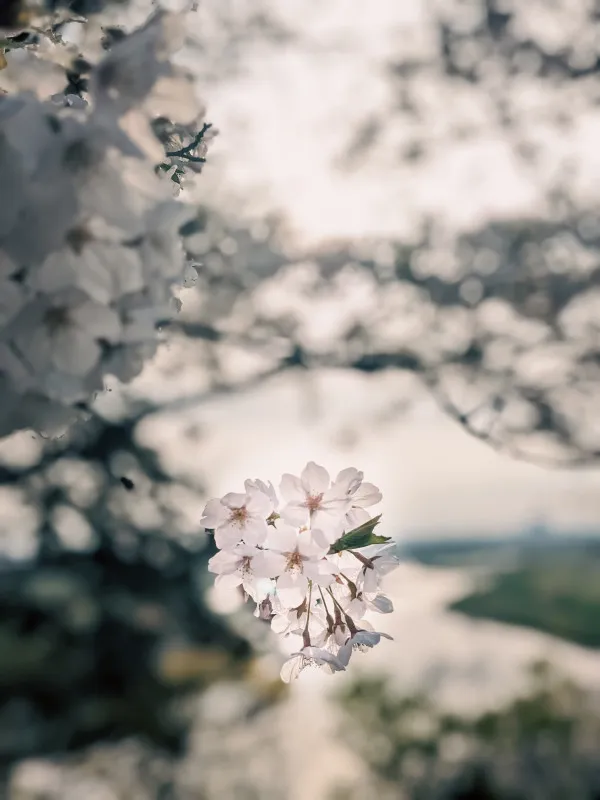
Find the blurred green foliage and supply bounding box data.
[334,661,600,800]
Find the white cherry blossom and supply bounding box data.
[201,490,271,549]
[280,646,346,683]
[279,461,349,538]
[244,478,279,515]
[0,11,209,437]
[208,544,282,602]
[347,592,394,619]
[338,628,394,667]
[334,467,383,528]
[356,543,400,595]
[267,523,339,609]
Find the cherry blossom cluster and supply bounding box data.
[0,10,208,438]
[203,462,399,683]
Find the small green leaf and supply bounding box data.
[329,515,390,553]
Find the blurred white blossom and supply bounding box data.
[0,10,211,436]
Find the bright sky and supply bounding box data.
[139,369,600,538]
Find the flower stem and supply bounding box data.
[348,549,373,568]
[318,585,334,628]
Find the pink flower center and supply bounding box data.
[305,492,324,513]
[240,556,253,575]
[285,550,303,571]
[229,506,249,527]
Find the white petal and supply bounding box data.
[345,507,371,528]
[207,550,240,575]
[245,489,272,517]
[276,572,307,609]
[201,498,228,529]
[241,577,262,602]
[347,597,367,619]
[337,642,352,667]
[362,567,379,595]
[367,594,394,614]
[266,523,299,553]
[252,550,287,578]
[311,507,346,539]
[308,528,333,553]
[245,478,278,510]
[303,562,335,587]
[280,654,305,683]
[221,492,247,509]
[302,647,345,671]
[214,524,243,550]
[301,461,330,494]
[51,330,100,375]
[232,543,257,557]
[280,503,309,527]
[353,482,382,507]
[354,630,381,647]
[375,556,400,577]
[334,467,363,495]
[362,543,397,559]
[271,613,293,635]
[214,572,242,591]
[71,302,121,341]
[240,517,268,547]
[279,473,305,503]
[297,529,328,559]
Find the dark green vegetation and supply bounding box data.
[404,536,600,649]
[334,662,600,800]
[450,561,600,650]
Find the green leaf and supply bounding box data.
[329,515,390,553]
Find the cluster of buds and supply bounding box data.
[202,462,399,683]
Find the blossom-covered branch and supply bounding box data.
[0,9,212,437]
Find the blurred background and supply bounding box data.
[2,0,600,797]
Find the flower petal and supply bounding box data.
[221,492,247,509]
[245,489,272,517]
[301,461,330,494]
[302,647,345,671]
[240,517,268,547]
[280,654,305,683]
[279,473,304,503]
[201,498,228,529]
[280,503,309,527]
[303,561,335,587]
[353,481,382,507]
[337,642,352,667]
[252,550,287,578]
[71,301,121,341]
[297,529,328,559]
[51,330,100,375]
[311,507,346,539]
[334,467,363,496]
[368,594,394,614]
[207,549,240,575]
[214,524,243,550]
[345,507,371,528]
[276,572,307,609]
[266,522,299,553]
[214,572,243,591]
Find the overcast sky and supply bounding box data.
[138,369,600,539]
